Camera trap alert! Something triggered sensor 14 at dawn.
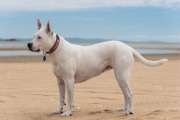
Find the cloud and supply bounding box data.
[1,0,180,12]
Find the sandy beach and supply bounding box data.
[0,54,180,120]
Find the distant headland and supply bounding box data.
[5,38,17,41]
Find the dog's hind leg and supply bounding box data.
[118,82,128,112]
[114,68,134,115]
[53,77,66,114]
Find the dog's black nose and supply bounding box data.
[27,43,33,51]
[27,43,32,48]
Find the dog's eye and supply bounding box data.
[38,36,41,39]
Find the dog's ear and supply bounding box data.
[37,18,44,30]
[45,20,53,35]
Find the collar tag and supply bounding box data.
[43,51,46,61]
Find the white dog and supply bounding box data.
[27,19,168,116]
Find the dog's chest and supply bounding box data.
[52,64,62,78]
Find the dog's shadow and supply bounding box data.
[30,109,128,119]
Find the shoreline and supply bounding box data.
[0,54,179,63]
[0,48,28,51]
[0,47,180,58]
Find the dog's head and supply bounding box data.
[27,19,56,52]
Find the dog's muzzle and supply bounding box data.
[27,43,40,52]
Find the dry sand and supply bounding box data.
[0,54,180,120]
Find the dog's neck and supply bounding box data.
[48,36,70,64]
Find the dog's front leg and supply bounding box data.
[53,77,66,114]
[61,79,74,116]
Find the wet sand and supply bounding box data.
[0,54,180,120]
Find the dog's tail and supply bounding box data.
[131,48,168,67]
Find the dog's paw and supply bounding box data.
[123,110,133,115]
[61,111,72,116]
[118,107,126,111]
[53,108,63,114]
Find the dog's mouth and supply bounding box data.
[31,49,40,53]
[35,49,40,53]
[28,48,40,53]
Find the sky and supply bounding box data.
[1,0,180,42]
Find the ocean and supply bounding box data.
[0,40,180,56]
